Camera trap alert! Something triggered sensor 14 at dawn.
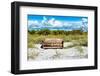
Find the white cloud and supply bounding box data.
[53,20,62,27]
[45,17,63,27]
[82,18,88,26]
[81,18,88,31]
[48,18,55,25]
[63,22,69,26]
[28,16,88,32]
[41,16,47,24]
[82,18,88,23]
[33,20,38,24]
[41,17,83,27]
[42,17,63,27]
[28,20,38,25]
[28,20,41,29]
[63,21,82,27]
[63,22,73,27]
[28,20,34,26]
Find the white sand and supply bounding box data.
[28,42,88,61]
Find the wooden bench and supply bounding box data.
[41,38,63,49]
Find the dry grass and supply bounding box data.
[28,33,87,48]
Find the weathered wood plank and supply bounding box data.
[41,38,63,49]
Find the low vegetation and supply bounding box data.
[28,29,87,48]
[27,48,39,59]
[28,29,88,60]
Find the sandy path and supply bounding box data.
[28,42,88,61]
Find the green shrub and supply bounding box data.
[28,30,87,48]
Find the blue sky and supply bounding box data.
[28,14,88,31]
[28,15,87,22]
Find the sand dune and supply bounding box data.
[28,42,88,61]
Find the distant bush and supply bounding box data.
[36,29,50,35]
[28,29,86,35]
[28,30,36,34]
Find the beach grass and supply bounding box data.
[28,32,87,48]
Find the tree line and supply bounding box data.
[28,29,87,35]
